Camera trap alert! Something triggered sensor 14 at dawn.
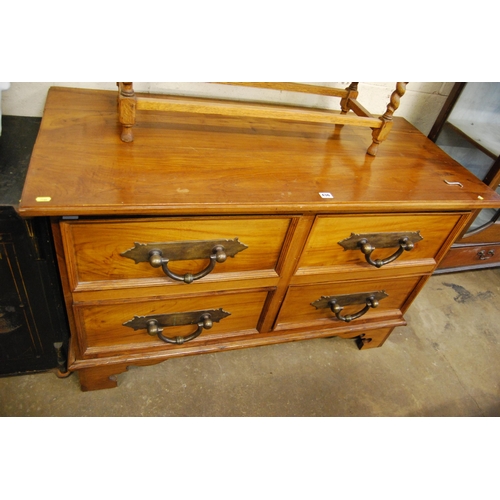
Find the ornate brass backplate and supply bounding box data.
[311,290,388,323]
[123,308,231,331]
[123,308,231,344]
[120,238,248,264]
[311,290,388,310]
[338,231,423,250]
[338,231,423,268]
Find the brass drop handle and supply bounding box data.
[147,313,213,345]
[120,238,248,284]
[478,249,494,260]
[338,231,422,268]
[311,290,388,323]
[358,237,414,268]
[123,308,231,345]
[329,295,379,322]
[149,245,227,284]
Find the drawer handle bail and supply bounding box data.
[149,245,227,284]
[358,237,414,268]
[338,231,422,268]
[147,313,213,344]
[121,238,248,284]
[329,295,379,322]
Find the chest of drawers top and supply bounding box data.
[18,87,500,218]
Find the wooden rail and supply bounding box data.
[117,82,407,156]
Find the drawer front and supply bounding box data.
[297,213,462,274]
[275,276,422,331]
[61,216,292,290]
[74,288,271,355]
[438,243,500,270]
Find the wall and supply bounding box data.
[1,82,455,136]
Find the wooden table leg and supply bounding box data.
[356,327,394,350]
[78,363,130,391]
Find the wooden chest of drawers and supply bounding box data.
[19,87,500,391]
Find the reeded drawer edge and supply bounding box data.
[293,259,436,283]
[72,270,281,293]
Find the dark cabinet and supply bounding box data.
[429,82,500,273]
[0,116,69,376]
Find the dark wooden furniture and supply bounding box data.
[117,82,408,156]
[429,82,500,273]
[18,87,500,391]
[0,116,69,376]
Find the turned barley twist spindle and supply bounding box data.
[382,82,407,121]
[340,82,359,114]
[118,82,136,143]
[367,82,408,156]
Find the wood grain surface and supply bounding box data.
[19,87,500,217]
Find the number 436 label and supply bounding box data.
[319,192,334,199]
